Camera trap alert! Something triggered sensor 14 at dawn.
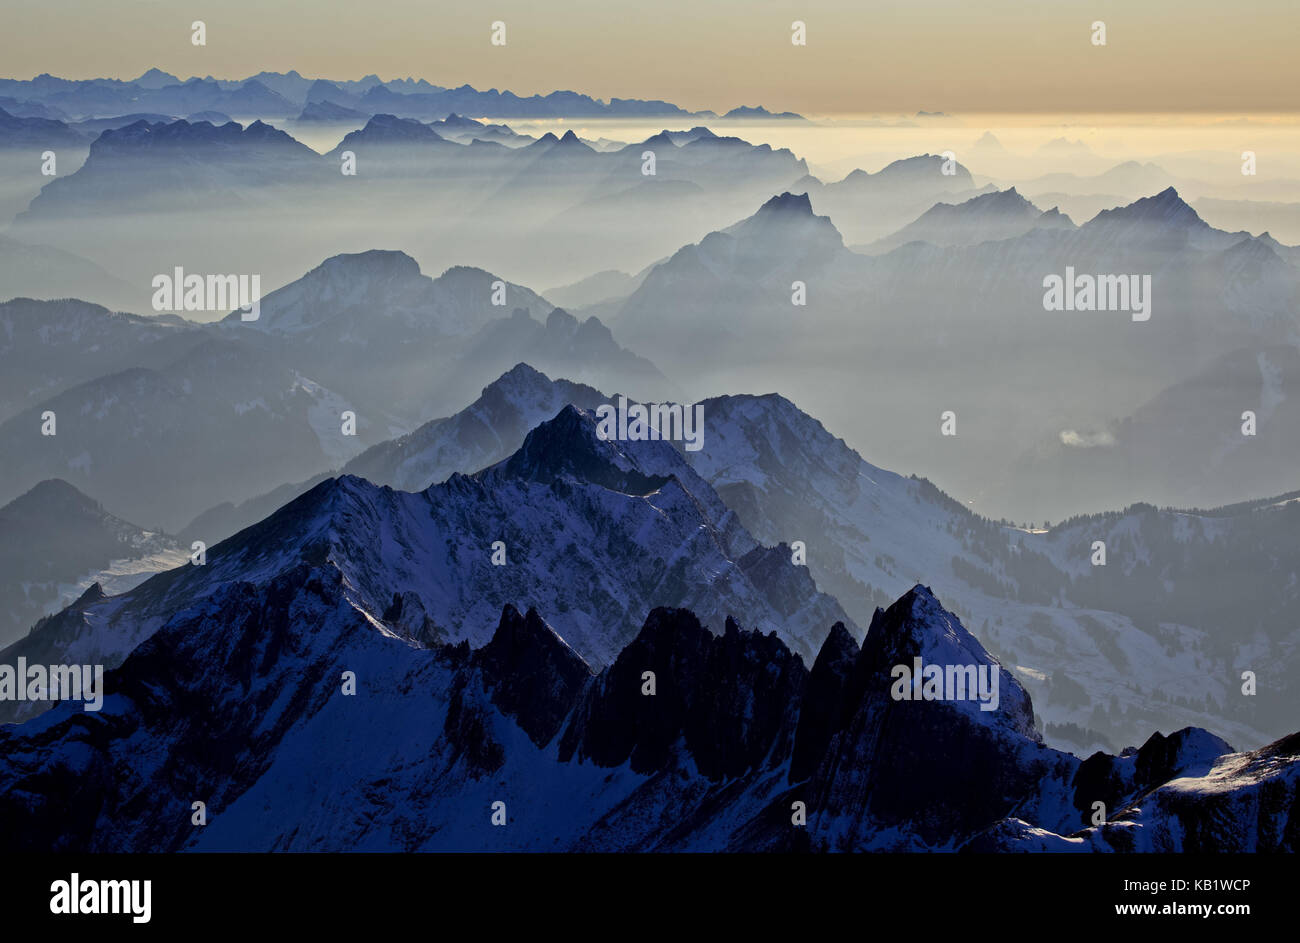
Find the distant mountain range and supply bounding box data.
[0,71,804,122]
[860,186,1074,253]
[3,59,1298,861]
[0,238,136,312]
[5,171,1298,524]
[6,114,812,295]
[0,105,88,147]
[0,250,666,531]
[594,185,1300,521]
[793,153,988,244]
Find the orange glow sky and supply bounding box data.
[6,0,1297,115]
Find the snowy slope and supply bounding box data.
[161,366,1300,753]
[2,580,1288,853]
[0,403,854,729]
[341,363,608,492]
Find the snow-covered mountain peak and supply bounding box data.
[861,584,1039,739]
[485,404,675,495]
[480,361,560,400]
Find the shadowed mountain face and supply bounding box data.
[214,249,667,424]
[793,154,985,245]
[0,254,668,531]
[0,403,852,728]
[168,363,1300,754]
[20,118,327,221]
[2,60,1298,864]
[0,297,200,422]
[1000,343,1300,515]
[610,191,850,358]
[8,113,811,298]
[0,105,89,148]
[0,240,136,312]
[861,187,1074,254]
[1,581,1292,852]
[341,363,608,493]
[0,479,183,649]
[0,335,376,532]
[180,362,607,544]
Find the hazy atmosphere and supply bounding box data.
[8,0,1299,114]
[1,0,1297,887]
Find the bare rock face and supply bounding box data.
[800,585,1072,849]
[473,604,592,748]
[560,607,805,781]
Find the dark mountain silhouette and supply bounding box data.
[1,581,1291,851]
